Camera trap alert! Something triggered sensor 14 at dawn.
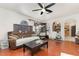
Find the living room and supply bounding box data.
[0,3,79,56]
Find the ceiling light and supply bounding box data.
[41,8,46,12]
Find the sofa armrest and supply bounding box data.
[8,39,16,49]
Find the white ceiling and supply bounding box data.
[0,3,79,21]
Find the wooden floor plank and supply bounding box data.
[0,40,79,56]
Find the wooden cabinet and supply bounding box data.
[40,23,47,32]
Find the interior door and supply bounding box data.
[71,25,76,37]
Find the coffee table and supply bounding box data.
[23,39,48,56]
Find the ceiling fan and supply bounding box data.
[32,3,56,15]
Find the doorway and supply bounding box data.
[64,19,76,41]
[64,23,70,37]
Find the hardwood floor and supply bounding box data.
[0,40,79,56]
[61,41,79,56]
[0,48,48,56]
[48,40,61,56]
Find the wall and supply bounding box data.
[47,13,79,42]
[0,8,34,49]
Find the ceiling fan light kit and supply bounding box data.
[32,3,56,15]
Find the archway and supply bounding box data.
[64,19,76,41]
[52,21,61,33]
[52,20,62,40]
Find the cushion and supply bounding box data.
[9,36,17,40]
[9,34,19,39]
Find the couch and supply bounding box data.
[8,31,40,49]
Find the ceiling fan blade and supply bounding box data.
[40,11,43,15]
[32,9,42,11]
[46,9,53,13]
[45,3,55,8]
[38,3,43,8]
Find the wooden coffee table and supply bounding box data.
[23,39,48,56]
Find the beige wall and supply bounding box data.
[47,13,79,42]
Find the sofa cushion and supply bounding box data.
[9,36,17,40]
[9,33,19,39]
[16,36,40,46]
